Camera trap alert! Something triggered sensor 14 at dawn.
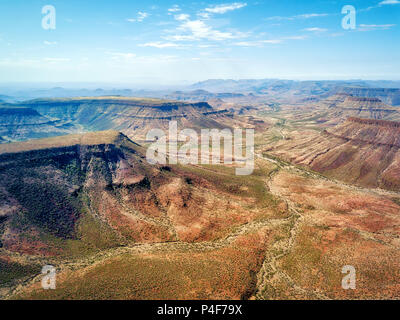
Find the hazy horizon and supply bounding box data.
[1,78,400,90]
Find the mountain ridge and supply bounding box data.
[266,117,400,190]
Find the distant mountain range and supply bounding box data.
[191,79,400,93]
[2,80,400,104]
[0,87,137,102]
[0,96,238,143]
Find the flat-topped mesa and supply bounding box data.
[24,96,213,111]
[316,92,400,126]
[0,130,133,155]
[346,97,382,103]
[2,96,237,143]
[346,117,400,129]
[317,93,352,107]
[19,96,219,122]
[0,107,42,116]
[340,87,400,95]
[325,117,400,149]
[340,96,387,108]
[0,107,72,142]
[338,87,400,105]
[0,107,50,125]
[336,92,353,96]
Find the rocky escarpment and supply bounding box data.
[339,87,400,106]
[345,117,400,128]
[164,90,245,102]
[14,97,236,141]
[0,107,72,142]
[0,130,270,257]
[339,97,396,111]
[0,108,47,124]
[266,117,400,190]
[0,131,148,251]
[314,94,400,125]
[323,117,400,148]
[22,98,214,120]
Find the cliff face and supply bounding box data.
[324,117,400,149]
[0,130,270,256]
[11,97,235,141]
[164,90,245,102]
[346,117,400,128]
[0,131,183,253]
[23,98,214,119]
[0,107,72,142]
[313,94,400,126]
[0,131,148,253]
[339,87,400,106]
[267,117,400,191]
[313,118,400,189]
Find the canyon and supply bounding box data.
[0,86,400,300]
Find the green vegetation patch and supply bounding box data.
[0,259,41,287]
[173,163,278,208]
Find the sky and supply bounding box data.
[0,0,399,85]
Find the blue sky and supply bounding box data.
[0,0,399,85]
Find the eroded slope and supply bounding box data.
[266,117,400,190]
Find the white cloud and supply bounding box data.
[138,11,149,20]
[234,39,283,47]
[379,0,400,4]
[197,12,211,19]
[139,42,182,48]
[266,16,292,21]
[126,11,149,23]
[363,0,400,11]
[358,24,396,31]
[296,13,329,19]
[168,5,181,13]
[233,35,306,47]
[303,27,327,32]
[44,41,58,45]
[204,2,247,14]
[260,39,283,44]
[174,14,190,21]
[283,35,308,40]
[266,13,329,21]
[165,19,243,41]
